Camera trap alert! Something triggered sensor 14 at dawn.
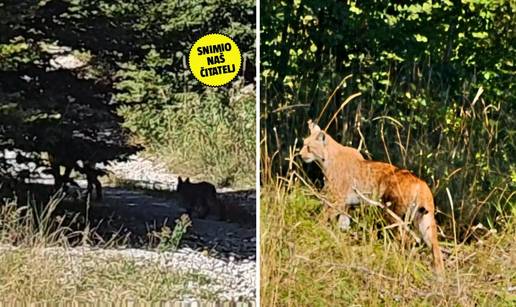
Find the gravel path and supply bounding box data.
[107,155,181,190]
[92,247,256,301]
[0,244,255,301]
[94,155,256,301]
[1,152,257,302]
[106,155,239,193]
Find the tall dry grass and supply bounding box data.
[260,86,515,305]
[261,179,515,306]
[260,146,515,306]
[0,194,219,302]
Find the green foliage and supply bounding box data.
[261,184,516,306]
[1,0,256,188]
[120,80,256,186]
[0,1,148,188]
[107,0,256,186]
[261,0,515,235]
[154,214,192,252]
[0,38,38,70]
[169,214,192,251]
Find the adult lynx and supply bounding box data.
[300,120,444,274]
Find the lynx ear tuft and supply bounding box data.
[308,119,321,133]
[178,176,183,183]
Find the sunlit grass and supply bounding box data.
[0,247,218,302]
[0,196,226,303]
[121,81,256,188]
[261,181,515,306]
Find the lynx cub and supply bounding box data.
[177,177,225,220]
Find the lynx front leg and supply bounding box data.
[321,201,351,230]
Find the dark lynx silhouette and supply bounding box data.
[177,176,225,220]
[46,153,106,200]
[76,161,106,200]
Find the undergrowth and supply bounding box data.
[260,181,515,306]
[120,80,256,188]
[0,195,219,302]
[153,214,192,252]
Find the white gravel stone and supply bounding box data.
[0,245,256,301]
[1,152,256,301]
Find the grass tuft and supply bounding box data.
[261,181,516,306]
[0,194,231,302]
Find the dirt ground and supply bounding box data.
[0,177,256,261]
[51,183,257,261]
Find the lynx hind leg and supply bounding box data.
[416,210,445,274]
[320,203,340,222]
[337,214,351,230]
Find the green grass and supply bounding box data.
[0,195,227,303]
[154,85,256,188]
[0,247,218,302]
[260,183,516,306]
[120,81,256,188]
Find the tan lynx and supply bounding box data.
[300,120,444,274]
[177,177,225,220]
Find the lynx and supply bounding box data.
[300,120,444,274]
[177,177,225,220]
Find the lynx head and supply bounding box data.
[177,176,191,191]
[300,119,328,163]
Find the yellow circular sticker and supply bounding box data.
[189,33,241,87]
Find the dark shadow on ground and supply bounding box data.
[0,181,256,261]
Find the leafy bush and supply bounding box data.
[261,0,515,236]
[118,79,256,187]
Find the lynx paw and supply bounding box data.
[337,214,351,231]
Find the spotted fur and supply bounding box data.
[300,120,444,274]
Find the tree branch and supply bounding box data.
[352,187,421,244]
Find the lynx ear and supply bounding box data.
[317,131,326,143]
[178,176,183,183]
[185,177,190,183]
[307,119,321,133]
